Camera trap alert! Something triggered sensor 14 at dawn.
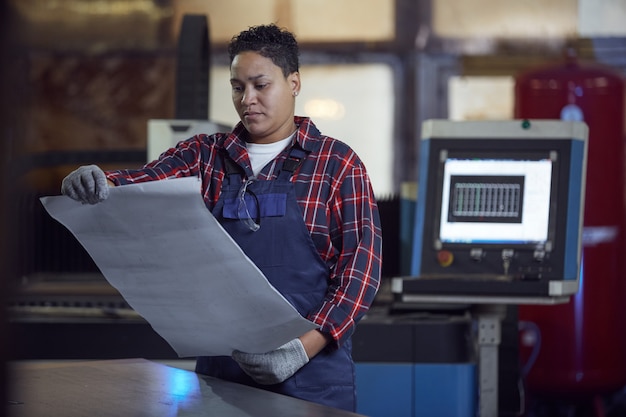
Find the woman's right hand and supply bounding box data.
[61,164,110,204]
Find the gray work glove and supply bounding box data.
[232,338,309,385]
[61,165,110,204]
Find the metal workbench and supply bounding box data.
[8,358,365,417]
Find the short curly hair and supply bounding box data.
[228,24,300,77]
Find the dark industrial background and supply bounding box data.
[3,1,626,417]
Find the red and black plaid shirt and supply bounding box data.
[106,116,382,347]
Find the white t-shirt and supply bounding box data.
[246,133,295,177]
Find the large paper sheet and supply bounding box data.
[40,177,317,357]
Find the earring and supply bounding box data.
[293,91,299,97]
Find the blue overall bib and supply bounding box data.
[195,147,356,411]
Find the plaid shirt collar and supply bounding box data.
[223,116,322,158]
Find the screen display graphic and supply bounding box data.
[439,157,553,245]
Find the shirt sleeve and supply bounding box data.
[307,160,383,348]
[105,135,207,185]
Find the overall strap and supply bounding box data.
[278,147,308,181]
[223,152,244,184]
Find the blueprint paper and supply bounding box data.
[40,177,317,357]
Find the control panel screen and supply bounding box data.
[410,120,588,292]
[438,155,553,246]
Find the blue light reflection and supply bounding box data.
[156,365,202,416]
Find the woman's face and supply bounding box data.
[230,51,300,144]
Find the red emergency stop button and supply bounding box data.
[437,250,454,267]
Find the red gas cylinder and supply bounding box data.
[516,54,626,396]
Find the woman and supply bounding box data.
[62,24,382,411]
